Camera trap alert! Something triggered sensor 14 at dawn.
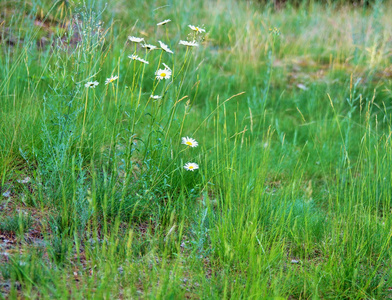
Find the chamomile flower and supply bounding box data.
[85,81,99,88]
[162,63,171,70]
[157,19,171,26]
[128,54,139,60]
[188,25,206,33]
[128,36,144,43]
[158,41,174,54]
[128,54,149,64]
[150,95,162,100]
[179,40,199,47]
[105,76,119,85]
[181,137,198,148]
[184,162,199,171]
[155,68,172,80]
[142,43,158,50]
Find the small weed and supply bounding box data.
[0,212,34,235]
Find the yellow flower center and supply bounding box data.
[186,141,192,146]
[188,166,194,169]
[161,72,166,77]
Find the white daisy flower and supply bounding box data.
[128,36,144,43]
[188,25,206,33]
[162,63,171,70]
[142,43,158,50]
[129,54,139,60]
[85,81,99,88]
[150,95,162,100]
[184,162,199,171]
[155,68,172,80]
[179,40,199,47]
[157,19,171,26]
[181,137,198,148]
[128,54,149,64]
[158,41,174,54]
[105,76,119,85]
[138,58,149,64]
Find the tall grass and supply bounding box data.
[1,0,392,298]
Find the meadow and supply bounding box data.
[1,0,392,298]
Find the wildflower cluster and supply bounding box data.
[84,22,205,88]
[83,20,206,173]
[182,137,199,171]
[127,22,205,173]
[84,76,119,88]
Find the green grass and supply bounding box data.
[1,0,392,298]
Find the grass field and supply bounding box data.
[1,0,392,298]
